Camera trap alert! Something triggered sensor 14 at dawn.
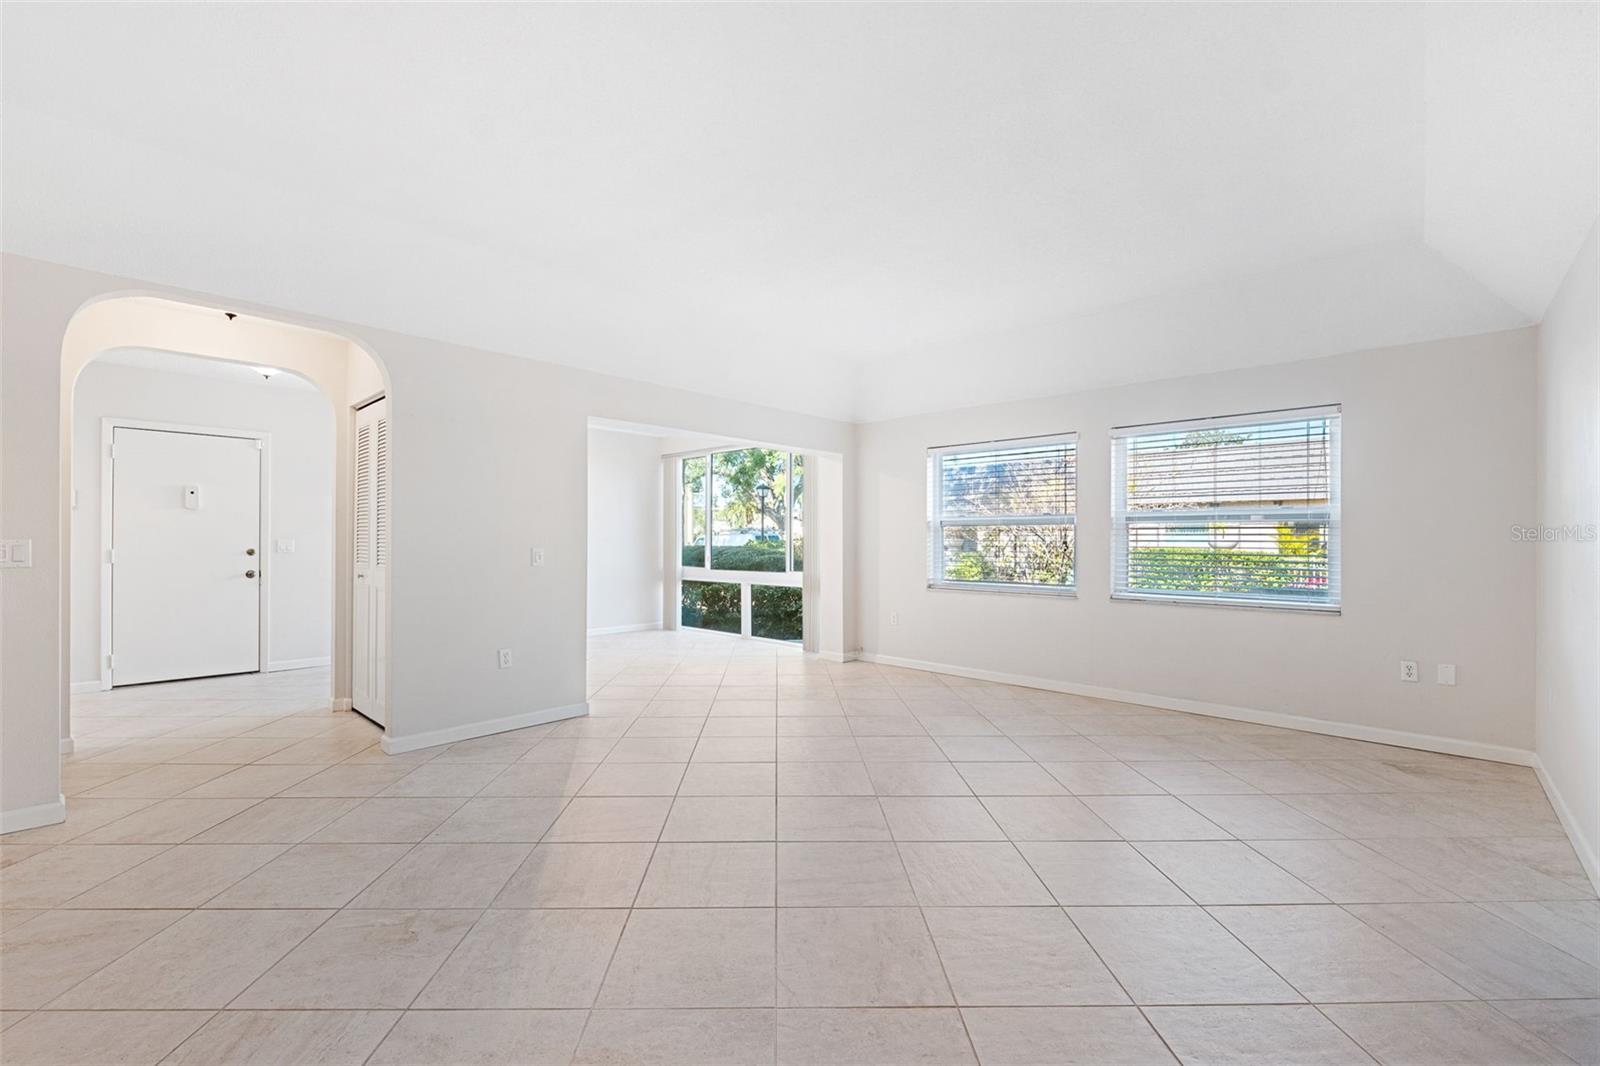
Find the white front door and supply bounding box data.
[110,426,262,686]
[351,397,389,726]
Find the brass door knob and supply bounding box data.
[245,569,257,579]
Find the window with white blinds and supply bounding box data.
[1111,405,1340,610]
[928,433,1076,593]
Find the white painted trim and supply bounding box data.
[379,701,589,756]
[587,622,661,637]
[101,417,272,689]
[59,738,75,754]
[70,680,100,695]
[859,651,1537,767]
[1533,756,1599,892]
[812,650,859,664]
[1,795,67,835]
[331,697,353,712]
[266,656,331,672]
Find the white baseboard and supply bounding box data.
[69,680,100,695]
[1533,756,1599,892]
[1,795,67,835]
[331,698,353,712]
[379,701,589,756]
[60,737,75,755]
[812,650,859,664]
[587,622,662,637]
[266,657,331,672]
[859,651,1537,767]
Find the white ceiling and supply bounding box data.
[4,3,1594,421]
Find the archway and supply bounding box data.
[57,296,391,759]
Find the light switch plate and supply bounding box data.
[1436,664,1456,686]
[276,539,296,553]
[0,539,32,568]
[530,548,545,566]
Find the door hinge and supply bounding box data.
[255,439,264,450]
[109,442,119,460]
[107,548,116,565]
[107,653,115,669]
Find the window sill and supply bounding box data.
[1110,592,1340,614]
[927,581,1076,598]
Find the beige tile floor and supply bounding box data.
[1,629,1596,1065]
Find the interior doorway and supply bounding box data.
[103,420,267,687]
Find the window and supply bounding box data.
[678,447,804,642]
[927,434,1077,593]
[1111,405,1340,610]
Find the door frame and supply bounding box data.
[99,417,272,690]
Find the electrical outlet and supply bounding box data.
[889,611,900,626]
[497,648,513,669]
[1436,664,1456,686]
[530,548,545,567]
[1399,660,1418,683]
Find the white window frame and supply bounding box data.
[675,449,804,643]
[927,432,1078,597]
[1110,404,1341,613]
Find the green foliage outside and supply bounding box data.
[681,580,740,633]
[714,449,790,530]
[942,527,1074,586]
[681,542,787,571]
[752,585,802,642]
[1127,545,1327,597]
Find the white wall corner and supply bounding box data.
[69,680,100,695]
[859,652,1538,767]
[1534,756,1600,893]
[379,701,589,756]
[0,795,67,835]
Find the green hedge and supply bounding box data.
[1127,546,1327,596]
[681,543,787,572]
[681,580,740,633]
[752,585,802,642]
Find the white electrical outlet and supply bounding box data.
[1399,660,1419,683]
[889,611,900,626]
[530,548,545,567]
[1437,664,1457,686]
[497,648,513,669]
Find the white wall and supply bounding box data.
[71,358,335,684]
[587,428,664,633]
[1534,223,1599,882]
[856,328,1539,758]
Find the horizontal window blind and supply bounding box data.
[1111,406,1339,610]
[928,433,1077,593]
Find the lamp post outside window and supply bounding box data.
[755,482,772,543]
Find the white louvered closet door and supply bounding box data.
[352,397,389,726]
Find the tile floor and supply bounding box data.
[1,629,1595,1065]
